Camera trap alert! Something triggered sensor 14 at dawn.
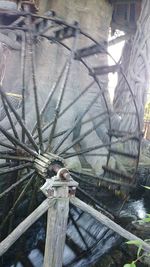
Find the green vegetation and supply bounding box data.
[123,186,150,267]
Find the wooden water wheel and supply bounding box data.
[0,2,143,266]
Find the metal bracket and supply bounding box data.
[40,168,78,198]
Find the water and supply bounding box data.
[2,167,150,267]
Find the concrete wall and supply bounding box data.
[39,0,112,40]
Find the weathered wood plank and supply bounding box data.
[91,64,119,76]
[71,197,150,253]
[43,187,69,267]
[109,34,130,46]
[0,199,55,256]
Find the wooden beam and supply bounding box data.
[71,197,150,253]
[0,199,55,256]
[43,188,69,267]
[109,34,130,46]
[91,64,119,76]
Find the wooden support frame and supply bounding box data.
[109,34,130,46]
[1,181,150,265]
[0,199,55,256]
[70,197,150,253]
[43,190,69,267]
[41,171,78,267]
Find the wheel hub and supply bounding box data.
[34,152,65,178]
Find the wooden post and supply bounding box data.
[44,189,69,267]
[41,169,78,267]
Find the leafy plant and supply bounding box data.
[123,186,150,267]
[124,263,136,267]
[142,186,150,190]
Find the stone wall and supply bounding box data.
[39,0,112,40]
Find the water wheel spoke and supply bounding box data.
[35,80,95,141]
[1,96,19,140]
[0,170,35,199]
[46,28,79,152]
[108,129,141,140]
[77,187,113,219]
[53,91,101,154]
[0,141,16,150]
[59,113,111,155]
[0,87,39,152]
[36,109,108,144]
[67,228,110,267]
[0,162,33,176]
[36,129,67,145]
[21,31,26,142]
[82,111,107,125]
[109,148,138,159]
[0,162,10,168]
[45,60,71,151]
[71,172,102,189]
[30,37,44,152]
[71,171,134,189]
[0,154,34,162]
[0,150,15,155]
[64,152,108,158]
[45,111,108,143]
[59,81,95,119]
[0,125,37,157]
[80,58,111,135]
[63,134,137,159]
[0,173,36,231]
[32,60,68,136]
[102,166,133,181]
